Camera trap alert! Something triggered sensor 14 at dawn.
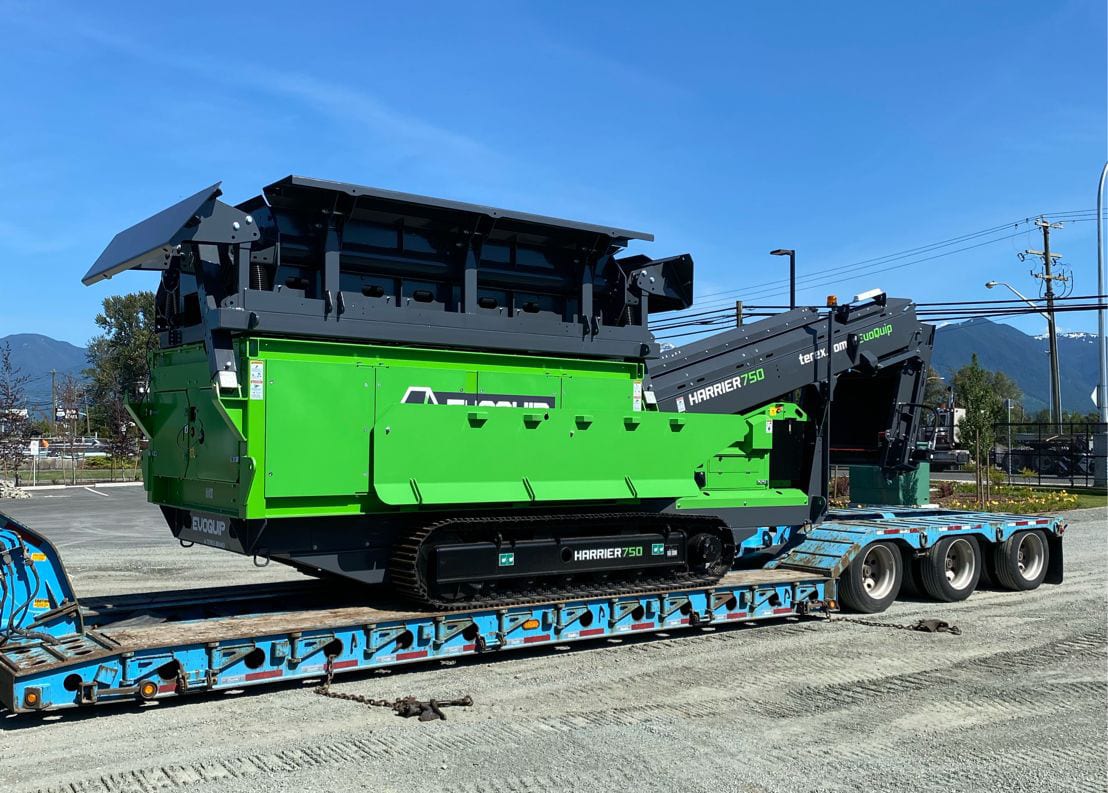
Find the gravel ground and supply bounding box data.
[1,486,1105,793]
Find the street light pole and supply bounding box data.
[770,249,796,309]
[985,280,1057,427]
[1005,398,1012,483]
[1095,162,1108,486]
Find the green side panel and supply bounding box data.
[849,463,931,506]
[374,365,475,407]
[560,372,638,413]
[130,343,250,514]
[185,387,242,484]
[676,404,810,509]
[138,392,190,481]
[139,335,810,520]
[264,359,374,498]
[372,405,750,505]
[476,370,562,406]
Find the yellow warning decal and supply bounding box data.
[30,552,47,562]
[33,599,50,609]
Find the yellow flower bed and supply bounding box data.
[945,487,1078,513]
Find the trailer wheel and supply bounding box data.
[920,536,981,602]
[840,541,902,613]
[897,548,923,599]
[991,530,1049,591]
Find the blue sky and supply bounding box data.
[1,1,1104,347]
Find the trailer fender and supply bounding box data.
[1045,532,1064,584]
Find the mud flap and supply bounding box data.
[1045,534,1064,584]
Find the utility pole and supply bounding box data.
[50,369,57,435]
[1095,163,1107,487]
[1023,219,1066,433]
[735,300,744,327]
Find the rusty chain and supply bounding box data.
[313,657,474,721]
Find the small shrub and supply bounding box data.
[933,480,955,498]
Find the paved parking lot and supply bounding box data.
[1,487,1105,793]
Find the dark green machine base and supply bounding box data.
[848,463,931,507]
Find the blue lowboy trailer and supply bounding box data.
[0,507,1063,713]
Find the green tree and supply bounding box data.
[85,292,157,466]
[0,342,33,479]
[923,367,950,409]
[1028,407,1051,426]
[988,370,1022,410]
[55,374,85,485]
[1062,409,1101,424]
[952,354,1007,505]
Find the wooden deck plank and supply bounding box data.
[96,570,827,650]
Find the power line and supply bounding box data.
[683,229,1031,313]
[658,298,1108,327]
[652,300,1107,341]
[677,209,1108,314]
[651,290,1108,334]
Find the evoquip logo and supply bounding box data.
[401,386,555,409]
[185,513,230,549]
[859,323,893,343]
[190,514,227,537]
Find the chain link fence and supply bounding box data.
[992,421,1107,488]
[7,436,141,487]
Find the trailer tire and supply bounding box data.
[839,541,902,613]
[920,536,981,602]
[991,530,1049,591]
[978,543,998,588]
[897,547,923,599]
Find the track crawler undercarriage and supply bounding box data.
[388,512,735,610]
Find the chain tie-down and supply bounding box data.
[834,616,962,635]
[313,656,474,720]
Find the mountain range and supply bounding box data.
[0,333,88,413]
[0,319,1102,415]
[932,319,1099,414]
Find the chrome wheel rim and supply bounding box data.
[944,538,976,590]
[1015,532,1045,581]
[859,544,897,600]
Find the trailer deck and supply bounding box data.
[0,508,1064,713]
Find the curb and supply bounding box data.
[20,481,144,492]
